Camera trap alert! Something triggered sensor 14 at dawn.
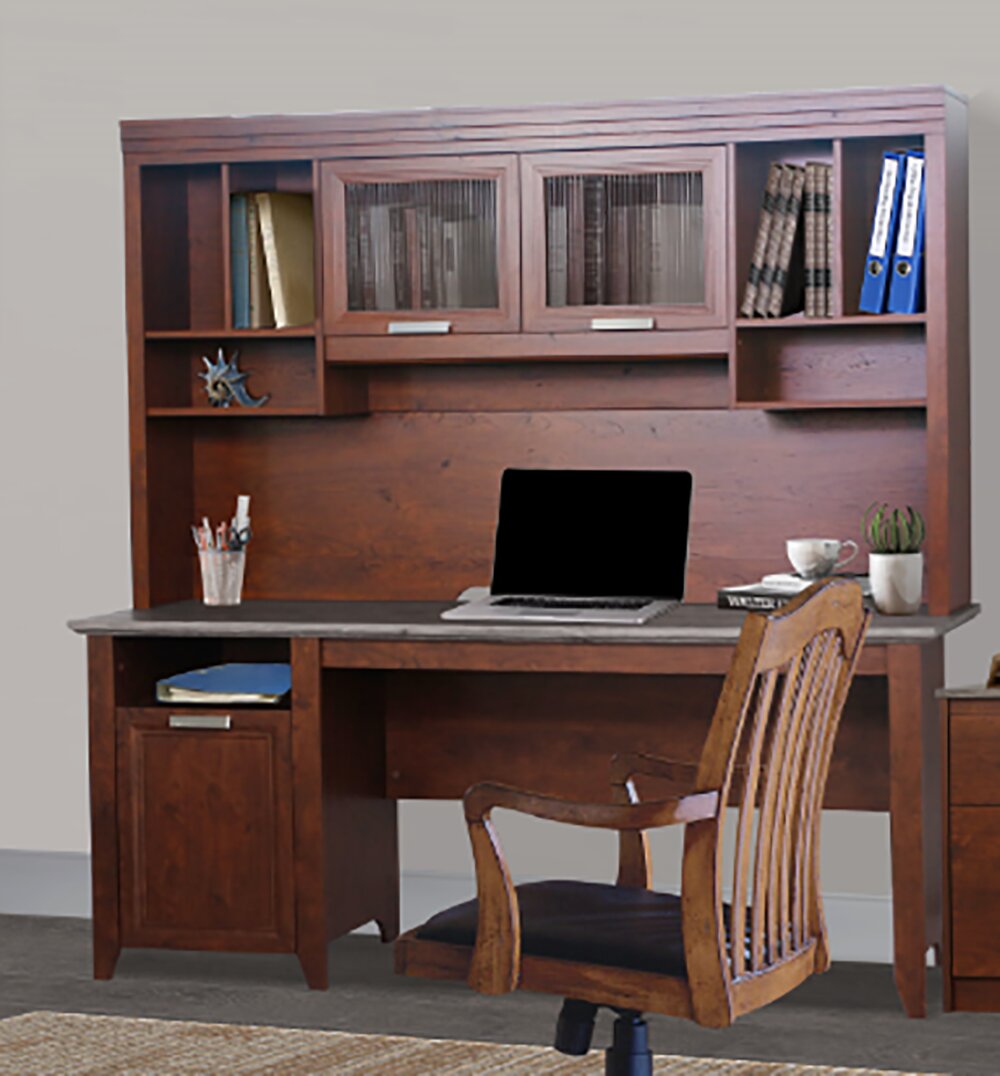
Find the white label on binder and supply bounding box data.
[869,157,900,258]
[895,157,925,259]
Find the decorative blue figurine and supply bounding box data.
[199,347,269,408]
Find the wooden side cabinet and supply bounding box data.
[940,688,1000,1011]
[116,707,296,953]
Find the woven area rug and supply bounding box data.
[0,1012,943,1075]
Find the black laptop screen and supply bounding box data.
[489,469,693,600]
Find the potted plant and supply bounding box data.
[863,503,925,615]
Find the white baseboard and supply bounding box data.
[0,852,895,964]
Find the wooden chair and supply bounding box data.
[395,579,871,1075]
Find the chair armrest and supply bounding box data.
[464,782,719,830]
[610,752,699,791]
[462,782,719,996]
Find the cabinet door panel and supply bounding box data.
[522,148,727,332]
[117,708,295,951]
[322,155,520,336]
[950,807,1000,976]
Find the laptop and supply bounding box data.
[441,468,693,624]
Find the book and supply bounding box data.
[740,162,783,317]
[441,217,461,308]
[255,192,315,327]
[156,662,292,705]
[247,196,275,328]
[367,202,396,311]
[230,194,250,329]
[583,176,606,305]
[719,574,871,610]
[546,190,568,307]
[753,164,794,316]
[565,177,585,306]
[803,164,818,317]
[766,164,806,317]
[607,180,631,305]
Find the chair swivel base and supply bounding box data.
[555,999,653,1076]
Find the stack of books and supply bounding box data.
[739,161,833,319]
[231,193,315,329]
[156,662,292,705]
[545,174,705,308]
[717,573,871,611]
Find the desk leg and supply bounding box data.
[87,636,121,980]
[291,639,329,989]
[886,640,944,1018]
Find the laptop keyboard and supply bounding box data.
[492,597,649,611]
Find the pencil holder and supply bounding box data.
[198,549,246,606]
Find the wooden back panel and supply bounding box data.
[189,410,926,606]
[681,579,870,1023]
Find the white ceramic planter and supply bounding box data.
[869,552,923,615]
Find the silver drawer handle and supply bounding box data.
[169,715,232,731]
[590,316,655,331]
[388,320,452,335]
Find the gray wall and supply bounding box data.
[2,1,998,928]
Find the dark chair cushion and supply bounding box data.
[416,880,689,977]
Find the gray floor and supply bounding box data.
[0,915,996,1075]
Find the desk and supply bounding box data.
[71,600,978,1018]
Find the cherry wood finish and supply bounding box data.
[940,695,1000,1011]
[116,707,296,951]
[398,581,870,1029]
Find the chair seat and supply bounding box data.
[416,880,689,977]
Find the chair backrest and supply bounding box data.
[680,578,870,1026]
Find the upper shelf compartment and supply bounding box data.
[321,155,520,337]
[520,148,727,333]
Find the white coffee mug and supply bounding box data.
[786,538,859,579]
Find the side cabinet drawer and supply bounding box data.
[950,706,1000,804]
[950,806,1000,977]
[116,707,296,951]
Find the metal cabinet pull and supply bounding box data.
[387,320,452,335]
[168,715,232,731]
[590,316,655,331]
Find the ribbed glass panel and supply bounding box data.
[345,179,499,311]
[544,172,704,307]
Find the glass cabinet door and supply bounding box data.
[322,155,519,335]
[521,148,727,332]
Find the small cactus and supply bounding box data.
[863,502,925,554]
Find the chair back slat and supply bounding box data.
[681,579,869,1023]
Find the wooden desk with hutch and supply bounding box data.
[71,86,972,1019]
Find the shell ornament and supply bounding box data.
[199,348,270,409]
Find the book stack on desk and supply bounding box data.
[718,573,871,611]
[156,662,292,705]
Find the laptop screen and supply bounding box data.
[489,469,693,600]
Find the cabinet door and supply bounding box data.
[322,155,520,336]
[116,708,295,951]
[521,148,727,332]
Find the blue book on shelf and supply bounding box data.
[231,194,251,329]
[157,662,291,704]
[887,150,926,314]
[859,151,906,314]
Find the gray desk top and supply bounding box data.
[68,600,980,646]
[937,684,1000,700]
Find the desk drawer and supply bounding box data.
[950,806,1000,977]
[950,706,1000,804]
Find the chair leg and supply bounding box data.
[605,1010,653,1076]
[554,998,598,1056]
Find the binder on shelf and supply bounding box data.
[859,151,905,314]
[230,194,251,329]
[156,662,292,705]
[887,150,926,314]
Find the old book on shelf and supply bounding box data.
[740,161,783,317]
[803,164,819,317]
[255,192,315,327]
[231,194,251,329]
[607,180,630,305]
[247,196,275,327]
[547,187,569,307]
[753,164,794,316]
[822,163,834,316]
[583,176,607,305]
[156,662,292,705]
[766,164,806,317]
[565,177,586,306]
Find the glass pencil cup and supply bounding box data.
[198,549,246,606]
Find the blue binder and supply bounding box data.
[859,151,906,313]
[887,150,926,314]
[230,194,251,329]
[156,662,291,704]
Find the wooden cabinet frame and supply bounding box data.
[520,147,728,332]
[321,154,521,336]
